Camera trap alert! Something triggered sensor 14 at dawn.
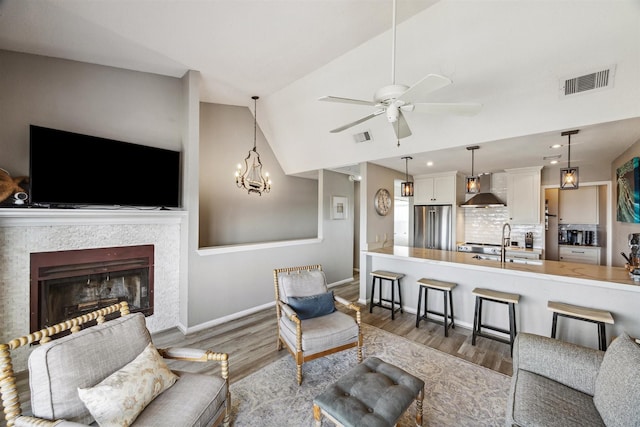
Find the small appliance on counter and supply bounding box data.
[524,232,533,249]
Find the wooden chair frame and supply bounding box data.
[0,302,230,427]
[273,265,363,385]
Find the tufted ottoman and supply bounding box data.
[313,357,425,427]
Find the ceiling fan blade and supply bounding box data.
[412,102,482,115]
[330,109,385,133]
[398,74,452,103]
[318,95,375,106]
[392,111,412,139]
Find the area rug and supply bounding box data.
[230,324,510,426]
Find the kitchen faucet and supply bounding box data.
[501,222,511,263]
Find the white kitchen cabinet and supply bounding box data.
[414,174,455,205]
[559,186,599,224]
[559,246,601,265]
[505,167,542,224]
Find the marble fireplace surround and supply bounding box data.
[0,209,185,371]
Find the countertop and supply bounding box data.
[367,246,639,290]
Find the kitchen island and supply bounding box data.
[360,246,640,349]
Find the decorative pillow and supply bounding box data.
[288,291,336,320]
[77,342,178,427]
[593,332,640,426]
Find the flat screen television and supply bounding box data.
[29,125,181,208]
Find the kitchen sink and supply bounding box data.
[472,254,543,266]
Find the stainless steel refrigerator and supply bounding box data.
[414,205,453,250]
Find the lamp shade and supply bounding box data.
[401,181,413,197]
[401,156,413,197]
[560,167,579,189]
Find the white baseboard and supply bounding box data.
[178,277,354,335]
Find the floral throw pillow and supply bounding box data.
[77,342,178,427]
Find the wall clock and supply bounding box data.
[374,188,391,216]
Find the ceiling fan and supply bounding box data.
[318,0,481,142]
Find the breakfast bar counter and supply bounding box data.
[360,246,640,348]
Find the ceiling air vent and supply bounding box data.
[561,66,615,97]
[353,130,373,143]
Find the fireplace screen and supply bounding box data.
[30,245,154,333]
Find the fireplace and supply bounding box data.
[30,245,154,333]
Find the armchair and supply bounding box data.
[273,265,363,385]
[0,302,230,427]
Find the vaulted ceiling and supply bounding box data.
[1,0,639,178]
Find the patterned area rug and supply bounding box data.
[230,324,510,426]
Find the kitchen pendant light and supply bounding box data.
[401,156,413,197]
[235,96,272,195]
[465,146,481,194]
[560,130,579,190]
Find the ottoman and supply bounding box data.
[313,357,425,427]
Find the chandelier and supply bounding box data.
[560,130,579,190]
[235,96,271,195]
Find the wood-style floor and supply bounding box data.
[3,275,512,427]
[153,275,513,381]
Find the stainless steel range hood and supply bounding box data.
[460,174,506,208]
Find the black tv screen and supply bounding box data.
[29,125,181,208]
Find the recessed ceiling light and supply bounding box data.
[544,154,562,165]
[550,144,562,149]
[426,161,434,167]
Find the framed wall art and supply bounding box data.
[616,157,640,223]
[331,196,348,220]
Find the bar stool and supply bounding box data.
[369,270,404,320]
[471,288,520,355]
[415,278,456,337]
[547,301,614,351]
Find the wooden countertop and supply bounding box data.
[367,246,640,291]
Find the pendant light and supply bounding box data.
[560,130,579,190]
[235,96,272,195]
[465,146,480,194]
[401,156,413,197]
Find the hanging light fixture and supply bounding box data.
[465,146,481,194]
[401,156,413,197]
[560,130,579,190]
[235,96,272,195]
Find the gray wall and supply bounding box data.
[187,168,355,327]
[1,50,356,330]
[0,50,183,178]
[199,102,317,246]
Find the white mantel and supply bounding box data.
[0,208,186,371]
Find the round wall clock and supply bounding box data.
[374,188,391,216]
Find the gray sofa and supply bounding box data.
[1,303,230,427]
[506,332,640,427]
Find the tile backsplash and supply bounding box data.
[462,172,544,248]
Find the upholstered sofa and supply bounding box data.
[0,302,230,427]
[506,332,640,427]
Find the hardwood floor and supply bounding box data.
[153,276,513,382]
[3,276,512,427]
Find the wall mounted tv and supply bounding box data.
[29,125,181,208]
